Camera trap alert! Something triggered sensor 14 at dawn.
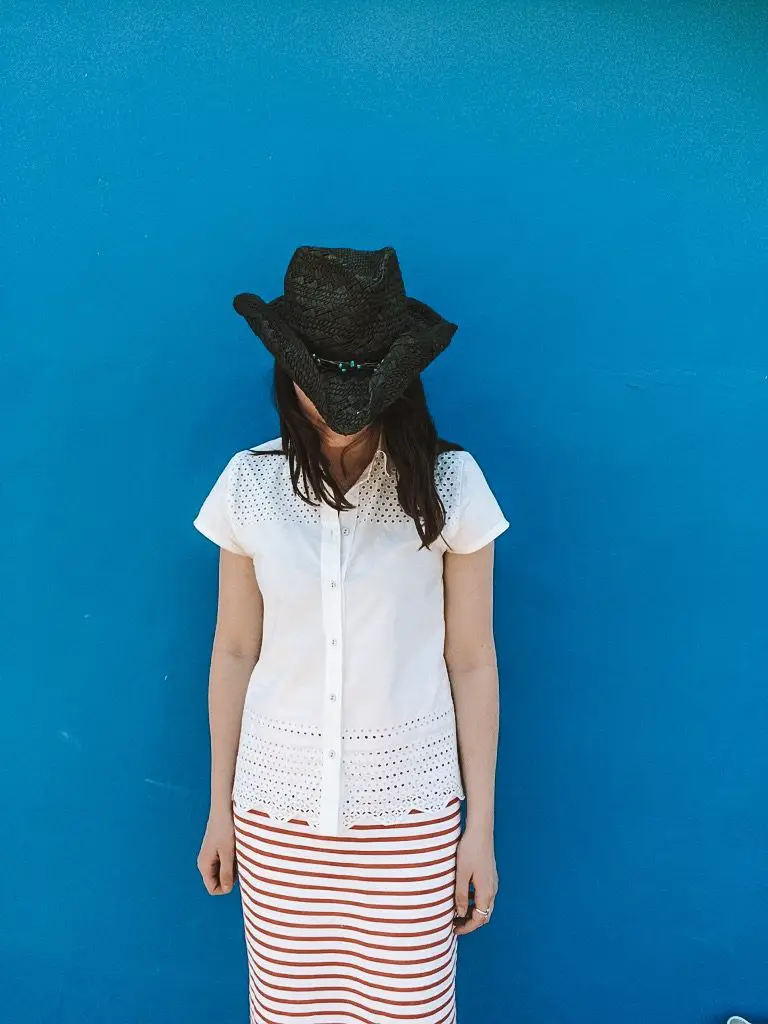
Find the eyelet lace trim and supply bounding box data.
[232,707,465,829]
[225,446,464,534]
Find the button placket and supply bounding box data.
[319,501,344,832]
[339,498,361,583]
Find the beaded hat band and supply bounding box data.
[311,354,380,373]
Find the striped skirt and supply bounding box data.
[233,798,462,1024]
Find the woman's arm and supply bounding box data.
[197,548,263,895]
[444,541,500,934]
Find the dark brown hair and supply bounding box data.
[255,364,461,547]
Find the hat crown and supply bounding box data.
[281,246,410,360]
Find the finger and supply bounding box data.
[454,902,493,936]
[472,878,495,922]
[217,844,235,894]
[454,863,471,919]
[454,910,485,935]
[197,852,220,895]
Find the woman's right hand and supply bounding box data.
[197,806,237,895]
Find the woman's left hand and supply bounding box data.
[453,825,498,935]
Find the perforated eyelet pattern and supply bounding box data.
[225,448,465,533]
[227,450,321,527]
[232,707,465,830]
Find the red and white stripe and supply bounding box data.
[233,799,461,1024]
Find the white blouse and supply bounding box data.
[193,437,509,835]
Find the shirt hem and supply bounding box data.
[231,789,466,835]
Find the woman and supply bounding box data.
[193,245,508,1024]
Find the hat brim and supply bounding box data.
[232,291,456,435]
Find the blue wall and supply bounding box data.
[2,2,766,1021]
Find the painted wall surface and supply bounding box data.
[2,2,766,1022]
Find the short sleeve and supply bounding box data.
[447,452,509,554]
[192,454,249,556]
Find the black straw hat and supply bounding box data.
[233,246,458,435]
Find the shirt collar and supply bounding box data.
[374,432,394,476]
[358,433,393,485]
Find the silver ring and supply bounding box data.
[473,905,492,918]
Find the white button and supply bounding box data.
[330,638,338,647]
[328,748,337,758]
[343,528,350,535]
[329,693,337,702]
[330,580,337,589]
